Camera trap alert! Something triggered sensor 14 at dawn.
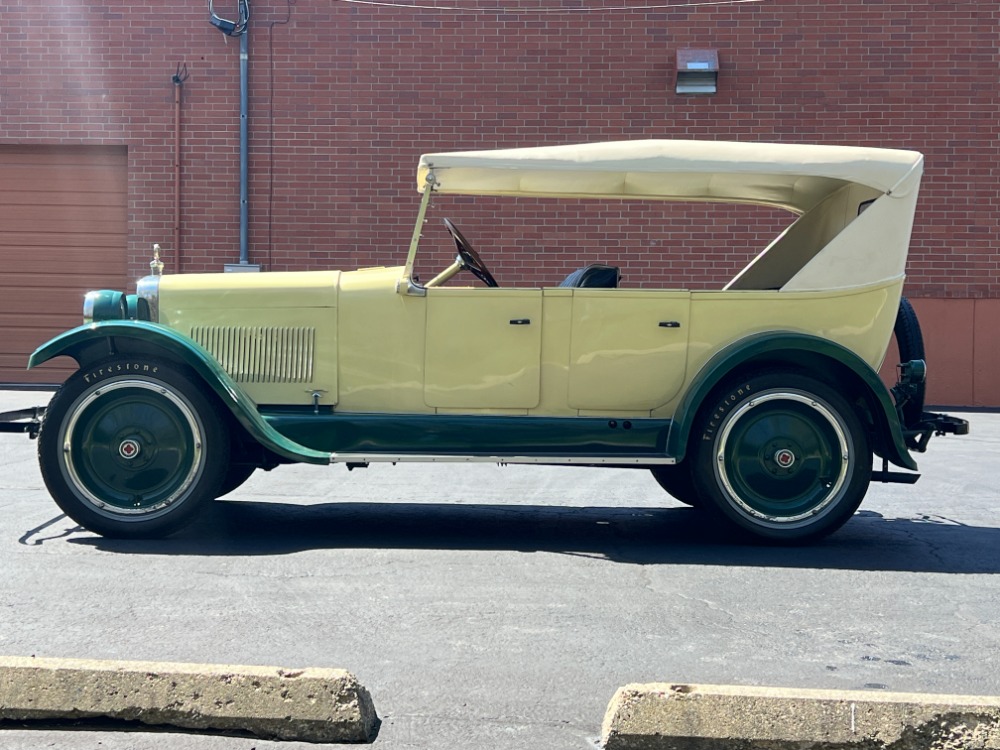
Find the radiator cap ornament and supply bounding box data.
[150,244,165,276]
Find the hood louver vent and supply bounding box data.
[191,326,316,383]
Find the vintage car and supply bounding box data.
[0,140,968,542]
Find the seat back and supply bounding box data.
[558,264,621,288]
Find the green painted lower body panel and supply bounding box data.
[261,409,673,460]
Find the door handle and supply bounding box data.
[659,321,681,328]
[509,318,531,325]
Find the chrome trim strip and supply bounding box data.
[328,453,677,466]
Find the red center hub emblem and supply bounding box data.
[774,448,796,469]
[119,439,141,460]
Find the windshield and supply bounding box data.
[411,194,795,291]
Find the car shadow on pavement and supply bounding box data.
[46,499,1000,574]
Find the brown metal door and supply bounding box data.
[0,145,127,385]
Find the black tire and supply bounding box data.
[38,358,229,539]
[649,465,701,507]
[894,296,926,426]
[692,372,872,543]
[217,463,256,497]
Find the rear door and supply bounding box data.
[567,290,691,411]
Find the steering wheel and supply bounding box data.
[443,218,499,288]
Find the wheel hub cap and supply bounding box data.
[118,438,141,460]
[716,391,851,524]
[60,379,205,516]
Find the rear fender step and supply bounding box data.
[904,411,971,453]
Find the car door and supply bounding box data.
[423,288,543,410]
[567,289,691,411]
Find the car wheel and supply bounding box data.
[38,359,229,539]
[649,465,701,507]
[692,372,871,542]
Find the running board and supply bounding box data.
[329,453,677,466]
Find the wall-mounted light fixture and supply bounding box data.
[676,49,719,95]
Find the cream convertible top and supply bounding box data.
[415,140,924,292]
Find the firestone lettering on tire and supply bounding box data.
[702,382,753,441]
[82,362,159,384]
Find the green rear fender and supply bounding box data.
[29,321,330,465]
[667,332,916,471]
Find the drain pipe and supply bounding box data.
[238,29,250,267]
[209,1,259,271]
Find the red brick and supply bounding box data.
[0,0,995,293]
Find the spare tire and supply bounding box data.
[894,296,926,427]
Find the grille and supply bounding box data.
[191,326,316,383]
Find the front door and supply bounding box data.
[424,288,543,410]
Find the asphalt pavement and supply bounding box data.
[1,389,998,749]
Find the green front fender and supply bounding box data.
[29,322,331,465]
[666,332,917,471]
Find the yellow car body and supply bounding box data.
[154,267,900,419]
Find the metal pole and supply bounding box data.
[239,28,249,265]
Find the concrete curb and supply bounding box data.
[0,656,378,744]
[602,682,1000,749]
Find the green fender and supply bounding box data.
[666,332,917,471]
[29,321,331,465]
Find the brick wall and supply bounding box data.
[1,1,998,399]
